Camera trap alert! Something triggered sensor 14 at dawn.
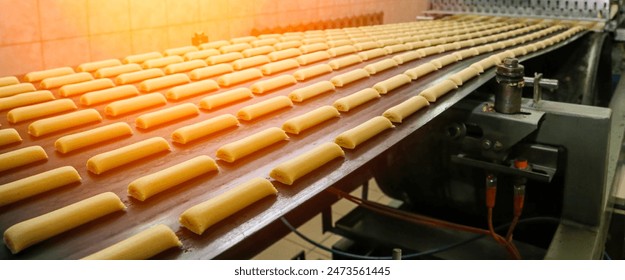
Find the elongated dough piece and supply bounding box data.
[393,51,424,65]
[184,49,220,61]
[164,60,207,74]
[270,142,344,185]
[217,68,263,86]
[250,75,297,94]
[82,224,181,260]
[417,45,446,57]
[199,88,252,110]
[333,88,380,112]
[419,79,458,102]
[282,106,340,134]
[28,109,102,137]
[95,63,142,78]
[232,55,270,70]
[373,74,411,94]
[473,44,493,54]
[293,64,333,81]
[327,39,353,48]
[453,48,480,60]
[289,81,335,102]
[430,55,459,69]
[0,83,36,98]
[3,192,125,254]
[207,52,244,65]
[200,40,230,50]
[87,137,171,174]
[0,129,22,146]
[105,93,167,117]
[0,166,81,207]
[358,48,388,61]
[268,48,302,61]
[166,80,219,100]
[327,45,357,57]
[237,96,292,120]
[55,122,133,153]
[274,41,302,51]
[59,79,115,97]
[384,44,409,54]
[80,85,139,106]
[383,95,430,123]
[123,52,163,64]
[242,46,275,57]
[179,177,277,235]
[219,43,252,54]
[77,59,122,72]
[250,38,278,48]
[0,146,48,172]
[128,156,218,201]
[40,72,94,89]
[328,55,362,70]
[142,56,184,69]
[189,64,234,80]
[0,91,55,111]
[24,67,74,82]
[230,36,256,44]
[139,73,190,92]
[335,116,394,149]
[136,103,199,129]
[260,59,299,75]
[296,51,331,65]
[404,63,438,80]
[164,46,198,56]
[449,67,480,86]
[0,76,19,87]
[301,37,326,45]
[216,127,288,162]
[299,43,329,54]
[115,68,165,85]
[364,59,398,75]
[7,99,76,124]
[172,114,239,144]
[354,41,381,51]
[331,69,370,87]
[378,38,401,47]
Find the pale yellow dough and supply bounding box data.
[179,177,277,235]
[282,106,340,134]
[299,43,329,54]
[377,38,401,47]
[200,40,230,50]
[419,79,458,102]
[199,88,253,110]
[139,73,190,92]
[24,67,74,82]
[0,91,55,111]
[230,36,256,44]
[333,88,380,112]
[77,59,122,72]
[189,64,234,80]
[0,76,19,87]
[80,85,139,106]
[164,46,199,56]
[268,48,302,62]
[242,46,275,57]
[216,127,288,162]
[354,41,381,51]
[115,69,165,85]
[7,99,75,124]
[59,79,115,97]
[0,166,80,207]
[184,49,220,61]
[164,60,207,74]
[453,48,480,60]
[166,80,219,100]
[358,48,388,61]
[219,43,252,54]
[237,96,293,120]
[232,55,270,70]
[288,81,335,102]
[364,59,398,75]
[327,39,353,48]
[0,83,36,98]
[250,75,297,94]
[274,41,302,51]
[3,192,126,254]
[383,95,430,123]
[87,137,171,174]
[260,59,300,75]
[327,45,357,57]
[172,114,239,144]
[373,74,411,94]
[404,63,438,80]
[335,116,394,149]
[123,52,163,64]
[142,56,184,69]
[40,72,94,89]
[207,52,244,65]
[392,51,424,65]
[0,146,48,172]
[28,109,102,137]
[136,103,199,129]
[269,142,345,185]
[82,224,181,260]
[301,37,326,45]
[250,38,278,48]
[449,67,480,86]
[430,55,459,69]
[55,122,133,154]
[217,68,263,86]
[328,55,362,70]
[0,129,22,146]
[293,64,333,81]
[384,44,409,54]
[104,93,167,117]
[128,155,218,201]
[296,51,331,65]
[95,64,142,79]
[330,69,370,87]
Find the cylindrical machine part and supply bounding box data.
[495,57,524,114]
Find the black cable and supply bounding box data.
[280,216,560,260]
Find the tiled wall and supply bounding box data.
[0,0,429,76]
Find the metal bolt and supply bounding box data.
[493,141,504,151]
[482,139,492,150]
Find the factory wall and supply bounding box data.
[0,0,429,76]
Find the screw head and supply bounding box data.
[482,139,492,150]
[493,141,504,151]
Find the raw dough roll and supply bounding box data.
[80,85,139,106]
[164,46,199,56]
[301,37,326,45]
[242,46,275,57]
[95,64,142,78]
[473,44,493,54]
[237,96,293,120]
[219,43,252,54]
[453,48,480,60]
[439,42,462,52]
[184,49,220,61]
[139,73,190,92]
[430,55,459,69]
[404,63,438,80]
[87,137,171,174]
[123,52,163,64]
[164,60,207,74]
[0,91,55,111]
[327,39,353,48]
[250,75,297,94]
[128,155,218,201]
[274,41,302,51]
[55,122,133,154]
[7,99,77,124]
[0,83,36,98]
[0,166,81,207]
[82,224,181,260]
[296,51,331,65]
[230,36,256,44]
[282,106,340,134]
[358,48,388,61]
[354,41,381,51]
[330,69,370,87]
[105,93,167,117]
[0,146,48,172]
[0,129,22,146]
[232,55,270,70]
[165,78,219,101]
[382,95,430,123]
[59,79,115,97]
[268,48,302,61]
[404,41,429,50]
[216,127,288,162]
[333,88,380,112]
[328,55,362,70]
[449,67,481,86]
[417,46,446,57]
[172,114,239,144]
[288,81,335,102]
[179,177,277,235]
[142,56,184,69]
[250,38,278,48]
[24,67,74,82]
[3,192,126,254]
[335,116,394,149]
[299,42,329,54]
[392,51,424,65]
[0,76,19,87]
[77,59,122,72]
[377,38,401,47]
[490,41,507,50]
[384,44,409,54]
[373,74,411,94]
[135,103,199,129]
[115,69,165,85]
[207,52,244,65]
[293,64,333,81]
[28,109,102,137]
[200,40,230,50]
[217,68,263,86]
[269,142,344,185]
[327,45,357,57]
[260,59,300,75]
[419,79,458,102]
[189,64,234,81]
[199,88,253,110]
[473,56,501,72]
[40,72,94,89]
[364,59,399,75]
